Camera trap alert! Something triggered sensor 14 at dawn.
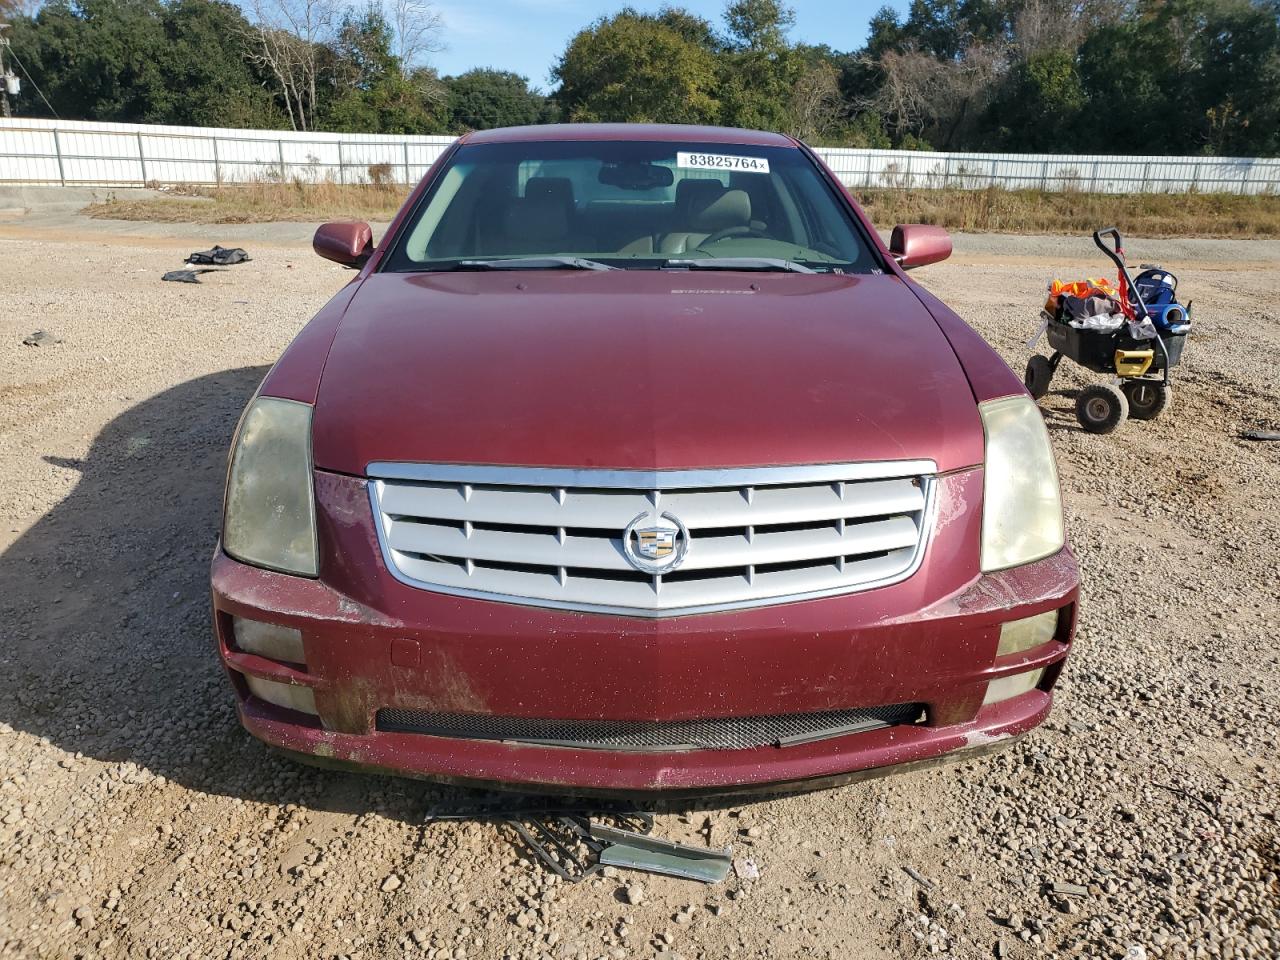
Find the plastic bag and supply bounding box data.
[1127,316,1158,340]
[1069,313,1125,332]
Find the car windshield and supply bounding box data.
[382,139,879,274]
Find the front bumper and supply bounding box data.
[211,468,1079,795]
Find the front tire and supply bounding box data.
[1024,355,1054,400]
[1076,383,1129,434]
[1122,380,1170,420]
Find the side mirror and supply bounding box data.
[890,224,952,270]
[314,221,373,268]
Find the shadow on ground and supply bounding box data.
[0,367,748,829]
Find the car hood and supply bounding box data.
[311,270,985,474]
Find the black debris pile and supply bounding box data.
[161,245,252,283]
[162,268,222,284]
[185,245,251,266]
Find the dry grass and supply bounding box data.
[84,180,410,224]
[84,179,1280,238]
[854,186,1280,238]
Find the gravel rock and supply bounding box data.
[0,220,1276,960]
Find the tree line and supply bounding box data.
[4,0,1278,156]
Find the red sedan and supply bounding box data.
[211,124,1077,796]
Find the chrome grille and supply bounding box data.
[367,462,935,616]
[375,704,924,751]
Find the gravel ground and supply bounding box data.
[0,207,1277,960]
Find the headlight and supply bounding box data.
[223,397,318,576]
[979,395,1064,572]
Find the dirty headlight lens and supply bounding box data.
[997,610,1059,657]
[979,395,1064,572]
[223,397,318,577]
[983,667,1046,705]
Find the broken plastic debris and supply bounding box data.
[733,856,760,881]
[591,822,731,884]
[424,802,729,885]
[22,330,62,346]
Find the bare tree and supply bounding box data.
[389,0,443,69]
[0,0,41,16]
[243,0,339,131]
[858,43,1007,148]
[787,63,843,144]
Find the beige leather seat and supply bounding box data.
[660,186,753,255]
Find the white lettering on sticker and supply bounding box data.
[676,152,770,174]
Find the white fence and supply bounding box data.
[2,118,1279,195]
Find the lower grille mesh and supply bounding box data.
[375,704,922,752]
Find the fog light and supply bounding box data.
[983,668,1045,706]
[244,675,317,715]
[233,617,305,665]
[997,610,1058,657]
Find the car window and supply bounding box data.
[385,140,878,273]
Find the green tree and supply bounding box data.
[1075,0,1280,155]
[724,0,795,51]
[160,0,286,128]
[717,0,804,130]
[321,6,445,133]
[8,0,172,121]
[445,69,552,131]
[8,0,284,126]
[988,48,1084,149]
[553,9,721,123]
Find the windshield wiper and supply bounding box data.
[450,257,618,271]
[662,257,816,274]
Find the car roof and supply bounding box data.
[461,123,798,148]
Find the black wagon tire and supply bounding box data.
[1075,383,1129,434]
[1024,355,1054,400]
[1121,380,1170,420]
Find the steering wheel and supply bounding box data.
[699,225,771,246]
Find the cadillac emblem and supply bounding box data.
[622,512,690,574]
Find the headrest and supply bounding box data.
[503,196,569,243]
[689,189,751,233]
[675,178,725,212]
[524,177,574,207]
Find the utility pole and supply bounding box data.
[0,24,14,119]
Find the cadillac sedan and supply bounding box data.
[211,124,1078,796]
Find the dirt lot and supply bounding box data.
[0,199,1277,960]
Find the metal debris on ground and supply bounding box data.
[424,801,730,884]
[185,245,251,266]
[162,268,223,284]
[1050,881,1089,898]
[21,330,62,346]
[903,865,935,889]
[591,821,732,883]
[1240,429,1280,441]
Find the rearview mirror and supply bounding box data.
[314,221,373,268]
[890,224,952,270]
[599,161,674,191]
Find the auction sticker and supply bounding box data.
[677,152,770,174]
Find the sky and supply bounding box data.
[429,0,906,89]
